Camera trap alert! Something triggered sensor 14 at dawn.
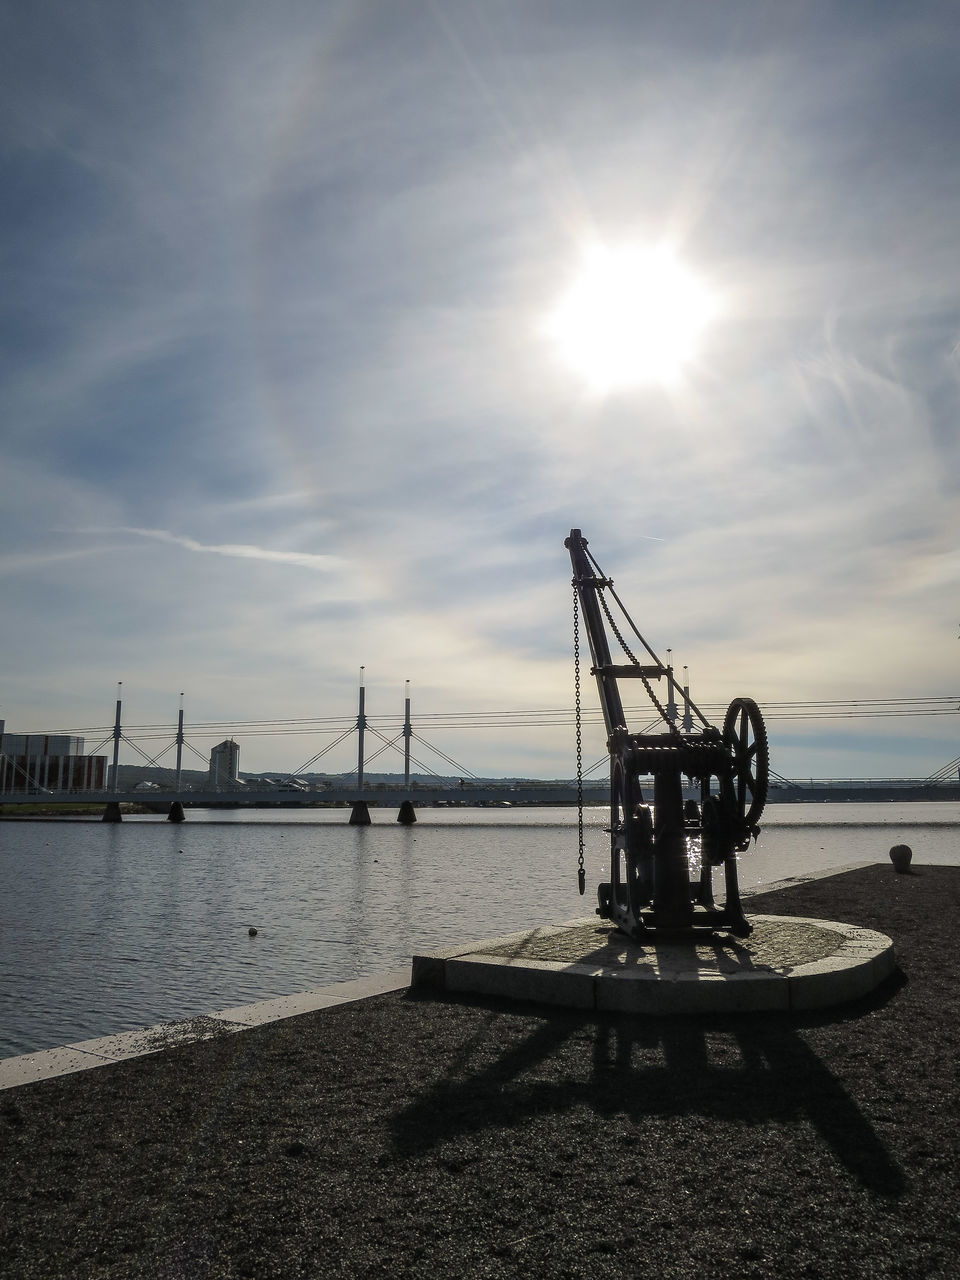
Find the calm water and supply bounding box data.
[2,802,958,1058]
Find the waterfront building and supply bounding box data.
[208,739,240,787]
[0,732,107,793]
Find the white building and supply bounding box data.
[208,739,240,787]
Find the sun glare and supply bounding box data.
[545,243,717,392]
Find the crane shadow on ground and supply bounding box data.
[393,972,907,1198]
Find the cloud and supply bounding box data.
[2,3,959,776]
[0,547,105,576]
[71,527,347,573]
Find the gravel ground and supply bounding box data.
[2,862,959,1279]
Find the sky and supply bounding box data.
[1,0,959,781]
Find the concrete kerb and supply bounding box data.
[738,860,875,899]
[0,968,409,1092]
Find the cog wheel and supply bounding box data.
[722,697,769,831]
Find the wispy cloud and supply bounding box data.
[72,527,346,572]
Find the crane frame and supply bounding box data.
[566,528,768,938]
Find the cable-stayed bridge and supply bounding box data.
[1,688,958,819]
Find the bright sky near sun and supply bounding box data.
[546,244,717,392]
[1,1,959,780]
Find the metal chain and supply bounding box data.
[573,583,586,895]
[596,586,681,736]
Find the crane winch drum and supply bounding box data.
[566,528,768,938]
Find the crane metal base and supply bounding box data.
[598,885,753,940]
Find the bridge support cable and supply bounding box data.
[362,726,445,780]
[24,693,960,744]
[12,688,957,799]
[409,730,478,780]
[582,754,610,778]
[182,740,212,766]
[359,731,405,770]
[924,755,960,784]
[290,727,357,777]
[120,731,207,775]
[109,734,182,793]
[363,725,444,779]
[123,738,176,772]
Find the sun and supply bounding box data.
[545,243,717,392]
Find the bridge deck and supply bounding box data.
[0,785,605,809]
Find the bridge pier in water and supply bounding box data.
[349,799,417,824]
[167,801,185,823]
[102,802,122,823]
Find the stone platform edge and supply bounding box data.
[411,862,895,1015]
[410,916,895,1015]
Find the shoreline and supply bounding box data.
[3,792,960,820]
[3,863,960,1277]
[0,864,869,1072]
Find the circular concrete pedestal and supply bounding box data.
[411,915,896,1014]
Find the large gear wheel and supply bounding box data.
[722,697,769,832]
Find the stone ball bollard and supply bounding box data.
[889,844,913,874]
